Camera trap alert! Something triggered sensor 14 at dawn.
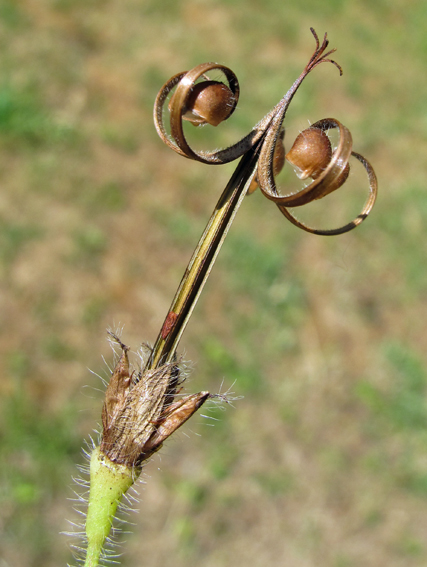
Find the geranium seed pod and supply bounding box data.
[170,80,236,127]
[285,127,332,180]
[272,131,286,176]
[248,130,285,194]
[335,162,350,187]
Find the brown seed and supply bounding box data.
[172,80,236,127]
[286,127,332,180]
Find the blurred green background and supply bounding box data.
[1,0,427,566]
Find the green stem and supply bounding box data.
[84,447,135,567]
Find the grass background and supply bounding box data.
[1,0,427,566]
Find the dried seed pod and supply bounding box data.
[271,131,286,175]
[248,129,285,194]
[286,127,332,180]
[334,162,350,187]
[170,80,236,127]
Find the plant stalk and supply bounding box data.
[147,136,265,370]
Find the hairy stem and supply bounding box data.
[84,447,135,567]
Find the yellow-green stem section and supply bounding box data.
[84,447,136,567]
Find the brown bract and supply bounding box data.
[101,342,132,438]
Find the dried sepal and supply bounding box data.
[100,336,209,468]
[101,334,131,434]
[142,391,210,452]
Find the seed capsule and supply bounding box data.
[285,127,332,180]
[170,80,236,127]
[271,132,286,176]
[335,162,350,187]
[248,130,285,194]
